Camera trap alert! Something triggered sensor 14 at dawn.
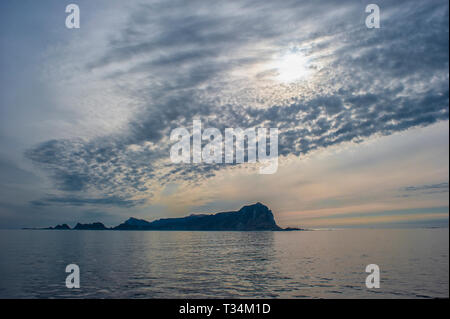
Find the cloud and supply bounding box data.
[24,0,449,208]
[31,195,145,208]
[401,182,449,197]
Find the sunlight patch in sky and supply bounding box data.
[268,50,313,83]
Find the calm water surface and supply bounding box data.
[0,228,448,298]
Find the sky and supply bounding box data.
[0,0,448,228]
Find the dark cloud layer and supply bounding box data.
[398,182,449,198]
[31,196,145,208]
[26,0,449,207]
[404,182,449,193]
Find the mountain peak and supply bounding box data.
[244,202,268,209]
[123,217,152,227]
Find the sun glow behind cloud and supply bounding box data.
[268,50,314,83]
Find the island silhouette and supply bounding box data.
[29,203,302,231]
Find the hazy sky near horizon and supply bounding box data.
[0,0,448,228]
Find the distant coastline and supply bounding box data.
[24,202,304,231]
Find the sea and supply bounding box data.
[0,228,448,298]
